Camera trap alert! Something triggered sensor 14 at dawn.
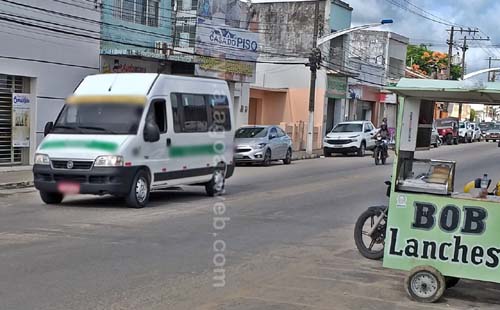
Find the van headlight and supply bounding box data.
[35,153,50,165]
[94,155,124,167]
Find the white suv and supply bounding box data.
[323,121,376,157]
[459,121,474,143]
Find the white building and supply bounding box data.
[0,0,100,167]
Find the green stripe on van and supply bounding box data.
[169,143,225,158]
[40,140,119,152]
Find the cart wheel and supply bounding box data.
[445,276,460,289]
[405,266,445,303]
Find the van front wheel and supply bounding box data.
[40,191,64,204]
[126,170,150,208]
[206,167,225,197]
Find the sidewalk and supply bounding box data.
[0,168,33,189]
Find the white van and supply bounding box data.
[33,73,235,208]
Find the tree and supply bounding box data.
[470,109,476,122]
[407,44,462,80]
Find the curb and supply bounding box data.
[291,153,323,161]
[0,181,34,190]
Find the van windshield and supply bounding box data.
[52,103,144,134]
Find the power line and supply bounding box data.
[0,14,311,66]
[0,55,99,69]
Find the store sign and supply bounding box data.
[195,0,259,83]
[101,57,157,74]
[380,93,397,104]
[326,75,347,99]
[384,193,500,283]
[12,93,31,147]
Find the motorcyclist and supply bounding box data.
[377,122,390,140]
[374,122,389,157]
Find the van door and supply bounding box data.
[165,92,213,185]
[142,99,170,188]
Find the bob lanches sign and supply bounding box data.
[384,193,500,283]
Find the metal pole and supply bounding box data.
[459,36,467,121]
[488,57,492,82]
[447,26,454,80]
[306,0,320,154]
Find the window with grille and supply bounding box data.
[112,0,160,27]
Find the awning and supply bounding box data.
[387,78,500,104]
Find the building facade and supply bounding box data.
[0,0,100,166]
[171,0,257,128]
[347,30,409,130]
[249,0,353,150]
[100,0,174,74]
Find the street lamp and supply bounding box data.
[305,19,393,155]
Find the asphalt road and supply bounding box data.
[1,142,500,309]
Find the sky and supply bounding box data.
[346,0,500,77]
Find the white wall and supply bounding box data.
[0,0,100,159]
[253,62,327,90]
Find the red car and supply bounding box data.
[435,117,459,145]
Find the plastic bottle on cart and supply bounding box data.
[481,174,489,198]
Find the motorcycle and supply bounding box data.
[373,134,388,165]
[354,181,390,260]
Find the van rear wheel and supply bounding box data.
[126,170,150,208]
[40,191,64,204]
[206,166,225,197]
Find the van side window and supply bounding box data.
[171,92,231,133]
[207,95,231,131]
[147,99,167,133]
[170,93,208,132]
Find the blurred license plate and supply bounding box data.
[234,154,244,159]
[333,145,344,148]
[57,182,80,194]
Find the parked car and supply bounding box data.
[431,125,441,148]
[479,122,494,138]
[485,123,500,142]
[469,122,482,142]
[234,126,292,166]
[323,121,376,157]
[435,117,459,145]
[459,121,474,143]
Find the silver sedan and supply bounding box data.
[234,126,293,166]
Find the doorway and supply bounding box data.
[325,98,336,133]
[248,98,262,125]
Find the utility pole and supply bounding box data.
[460,36,467,80]
[486,57,500,81]
[446,26,454,79]
[457,34,489,120]
[306,0,321,155]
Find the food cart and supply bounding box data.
[383,78,500,303]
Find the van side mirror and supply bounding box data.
[143,121,160,142]
[44,122,53,136]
